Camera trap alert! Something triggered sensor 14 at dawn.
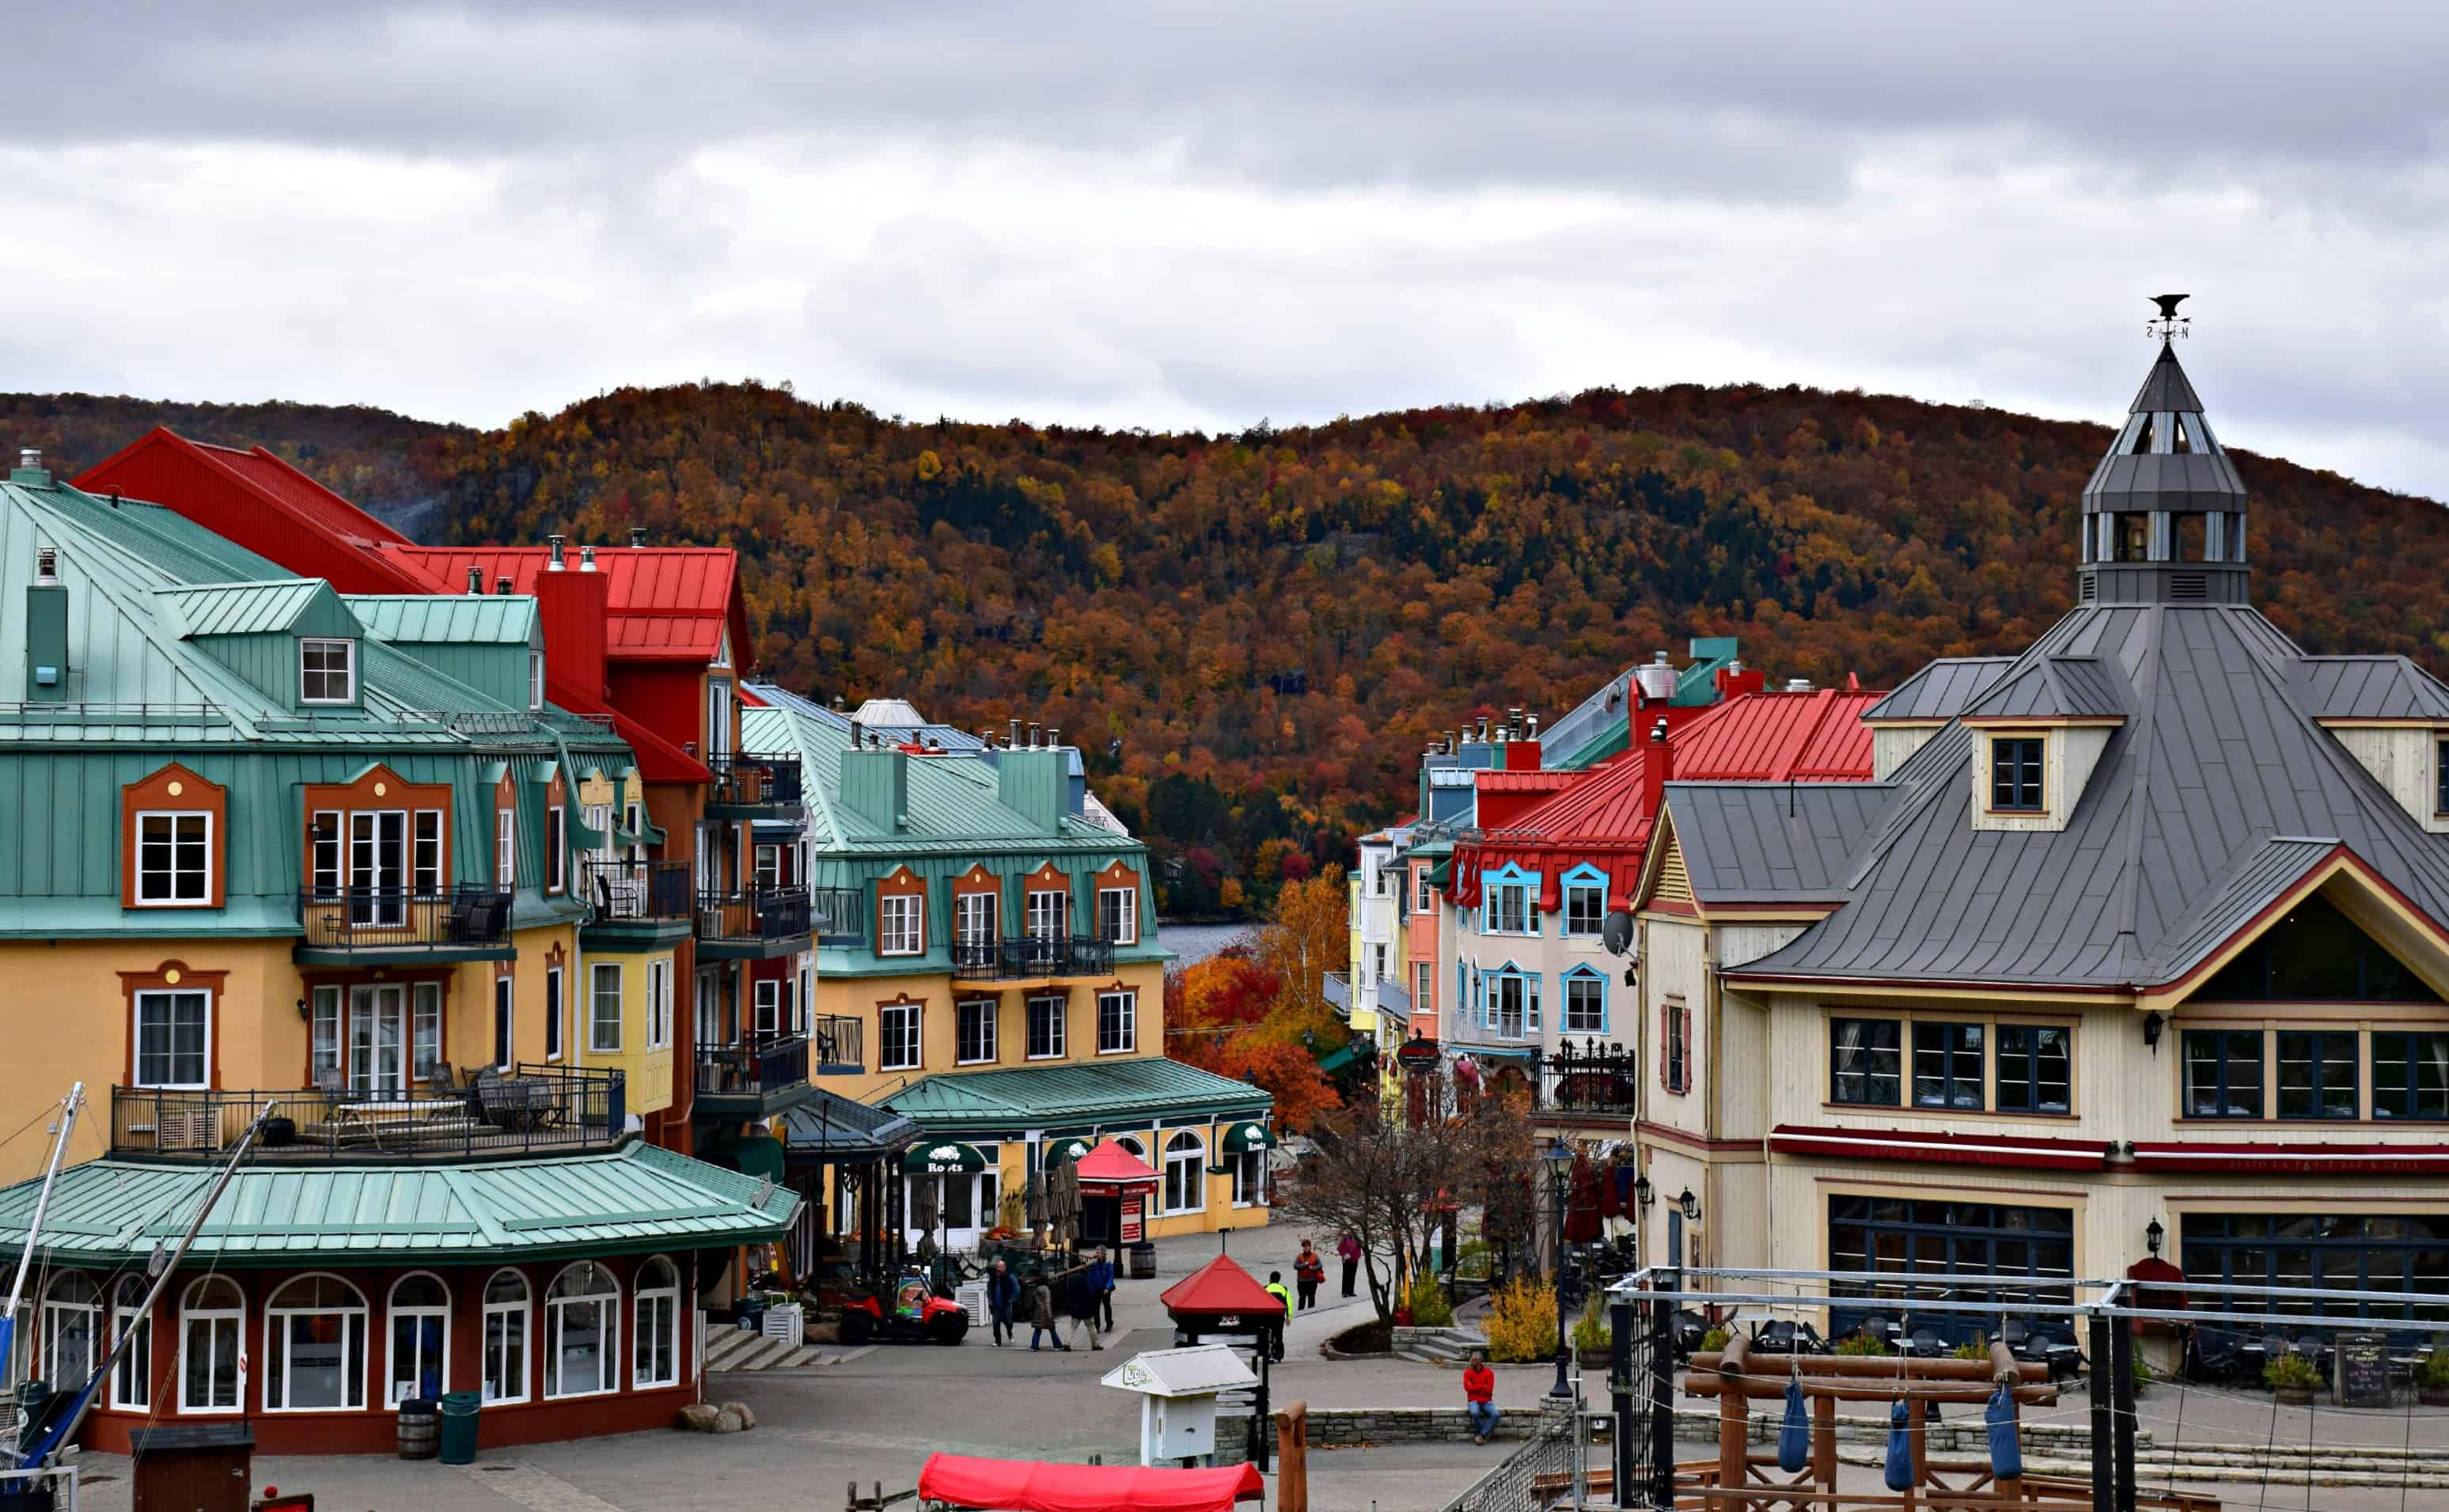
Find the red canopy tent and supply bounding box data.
[1159,1254,1285,1336]
[918,1453,1262,1512]
[1074,1139,1162,1195]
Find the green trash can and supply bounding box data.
[438,1389,483,1465]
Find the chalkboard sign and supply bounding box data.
[2335,1333,2390,1407]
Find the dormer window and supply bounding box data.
[1989,737,2045,812]
[529,651,544,711]
[2436,738,2449,817]
[300,638,356,704]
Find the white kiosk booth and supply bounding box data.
[1100,1343,1261,1468]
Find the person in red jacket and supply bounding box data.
[1294,1239,1327,1309]
[1336,1230,1363,1298]
[1462,1350,1499,1444]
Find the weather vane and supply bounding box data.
[2147,293,2190,343]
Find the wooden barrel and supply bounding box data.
[398,1398,441,1460]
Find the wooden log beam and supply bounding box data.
[1682,1375,2059,1405]
[1692,1351,2047,1384]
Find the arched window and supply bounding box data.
[386,1274,450,1407]
[632,1256,680,1389]
[544,1262,619,1400]
[40,1274,98,1391]
[180,1276,245,1413]
[481,1270,529,1404]
[1162,1131,1205,1216]
[1113,1135,1147,1160]
[110,1275,151,1410]
[264,1273,366,1412]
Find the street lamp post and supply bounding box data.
[1542,1136,1575,1401]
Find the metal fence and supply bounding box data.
[1437,1415,1578,1512]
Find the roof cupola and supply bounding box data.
[2076,295,2250,607]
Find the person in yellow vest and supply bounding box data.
[1264,1270,1294,1362]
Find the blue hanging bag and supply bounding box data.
[1985,1384,2024,1480]
[1883,1399,1914,1491]
[1776,1376,1810,1472]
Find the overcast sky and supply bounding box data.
[4,2,2447,497]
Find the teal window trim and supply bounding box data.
[1560,862,1607,938]
[1561,965,1608,1035]
[1480,862,1540,937]
[1483,961,1540,1038]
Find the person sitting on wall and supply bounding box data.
[1463,1351,1499,1446]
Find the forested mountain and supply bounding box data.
[9,379,2446,916]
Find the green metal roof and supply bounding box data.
[156,579,350,638]
[346,593,540,646]
[881,1056,1270,1136]
[0,1141,797,1268]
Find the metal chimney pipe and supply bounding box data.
[495,575,514,596]
[467,567,483,594]
[1009,718,1022,747]
[579,545,597,572]
[1526,714,1539,739]
[1027,722,1041,748]
[1047,727,1060,748]
[547,535,567,570]
[630,526,647,548]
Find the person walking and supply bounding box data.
[1027,1272,1064,1351]
[986,1258,1021,1347]
[1263,1270,1294,1362]
[1294,1240,1325,1310]
[1088,1246,1116,1334]
[1336,1230,1362,1298]
[1463,1350,1499,1445]
[1063,1261,1105,1351]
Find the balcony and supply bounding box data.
[950,935,1117,982]
[294,885,514,964]
[809,885,867,948]
[1534,1040,1640,1119]
[705,752,805,819]
[695,1033,815,1119]
[810,1013,865,1075]
[695,885,813,960]
[111,1067,626,1163]
[579,858,693,947]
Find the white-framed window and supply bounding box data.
[546,805,567,893]
[1097,886,1138,945]
[110,1275,151,1411]
[179,1275,245,1414]
[310,809,342,893]
[1373,943,1388,983]
[544,964,565,1060]
[754,844,783,890]
[413,981,442,1083]
[957,999,998,1064]
[482,1269,529,1404]
[632,1256,680,1390]
[1416,866,1431,911]
[1162,1131,1205,1215]
[544,1262,620,1400]
[1485,972,1539,1036]
[1026,887,1067,940]
[1563,880,1605,938]
[1416,961,1433,1013]
[956,890,998,949]
[310,984,342,1087]
[497,807,516,889]
[1113,1135,1147,1160]
[386,1274,451,1408]
[1482,881,1531,934]
[647,958,673,1050]
[881,892,925,956]
[1230,1149,1267,1208]
[582,802,613,864]
[299,637,356,703]
[1564,973,1605,1034]
[591,961,624,1053]
[1026,995,1067,1059]
[134,810,211,905]
[40,1273,98,1393]
[705,678,733,759]
[263,1273,367,1412]
[413,809,445,893]
[528,650,544,711]
[133,988,210,1089]
[880,1000,922,1071]
[753,977,782,1037]
[1097,990,1137,1055]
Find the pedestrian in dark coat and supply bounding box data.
[1337,1231,1363,1298]
[1027,1275,1063,1351]
[1063,1262,1105,1351]
[986,1258,1021,1347]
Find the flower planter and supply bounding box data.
[2419,1385,2449,1408]
[2273,1385,2315,1407]
[1394,1306,1414,1327]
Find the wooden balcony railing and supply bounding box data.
[296,885,512,952]
[112,1066,625,1161]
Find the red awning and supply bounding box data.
[1160,1254,1285,1324]
[1769,1124,2111,1173]
[1074,1139,1162,1194]
[918,1454,1261,1512]
[2129,1141,2449,1176]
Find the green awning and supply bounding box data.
[1317,1043,1364,1074]
[707,1131,787,1183]
[1043,1136,1095,1167]
[901,1140,989,1174]
[1426,858,1452,888]
[1218,1120,1277,1154]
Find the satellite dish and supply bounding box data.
[1601,910,1637,957]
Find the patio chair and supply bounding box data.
[1909,1326,1943,1357]
[2187,1326,2244,1382]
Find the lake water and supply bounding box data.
[1157,920,1258,965]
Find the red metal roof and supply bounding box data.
[201,441,414,548]
[386,547,749,665]
[1159,1255,1284,1321]
[1074,1138,1162,1188]
[1663,688,1886,783]
[1477,771,1576,793]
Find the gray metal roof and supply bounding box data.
[1959,656,2128,722]
[1862,657,2016,722]
[1662,783,1888,904]
[2080,346,2246,513]
[2294,656,2449,722]
[780,1088,920,1159]
[1728,601,2449,989]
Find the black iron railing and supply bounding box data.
[696,885,812,944]
[708,752,803,809]
[1538,1039,1641,1116]
[581,858,692,921]
[809,885,867,946]
[296,885,513,950]
[810,1014,865,1074]
[111,1067,625,1161]
[950,935,1117,981]
[696,1033,809,1098]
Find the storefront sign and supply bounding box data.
[2336,1334,2390,1408]
[1122,1200,1143,1243]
